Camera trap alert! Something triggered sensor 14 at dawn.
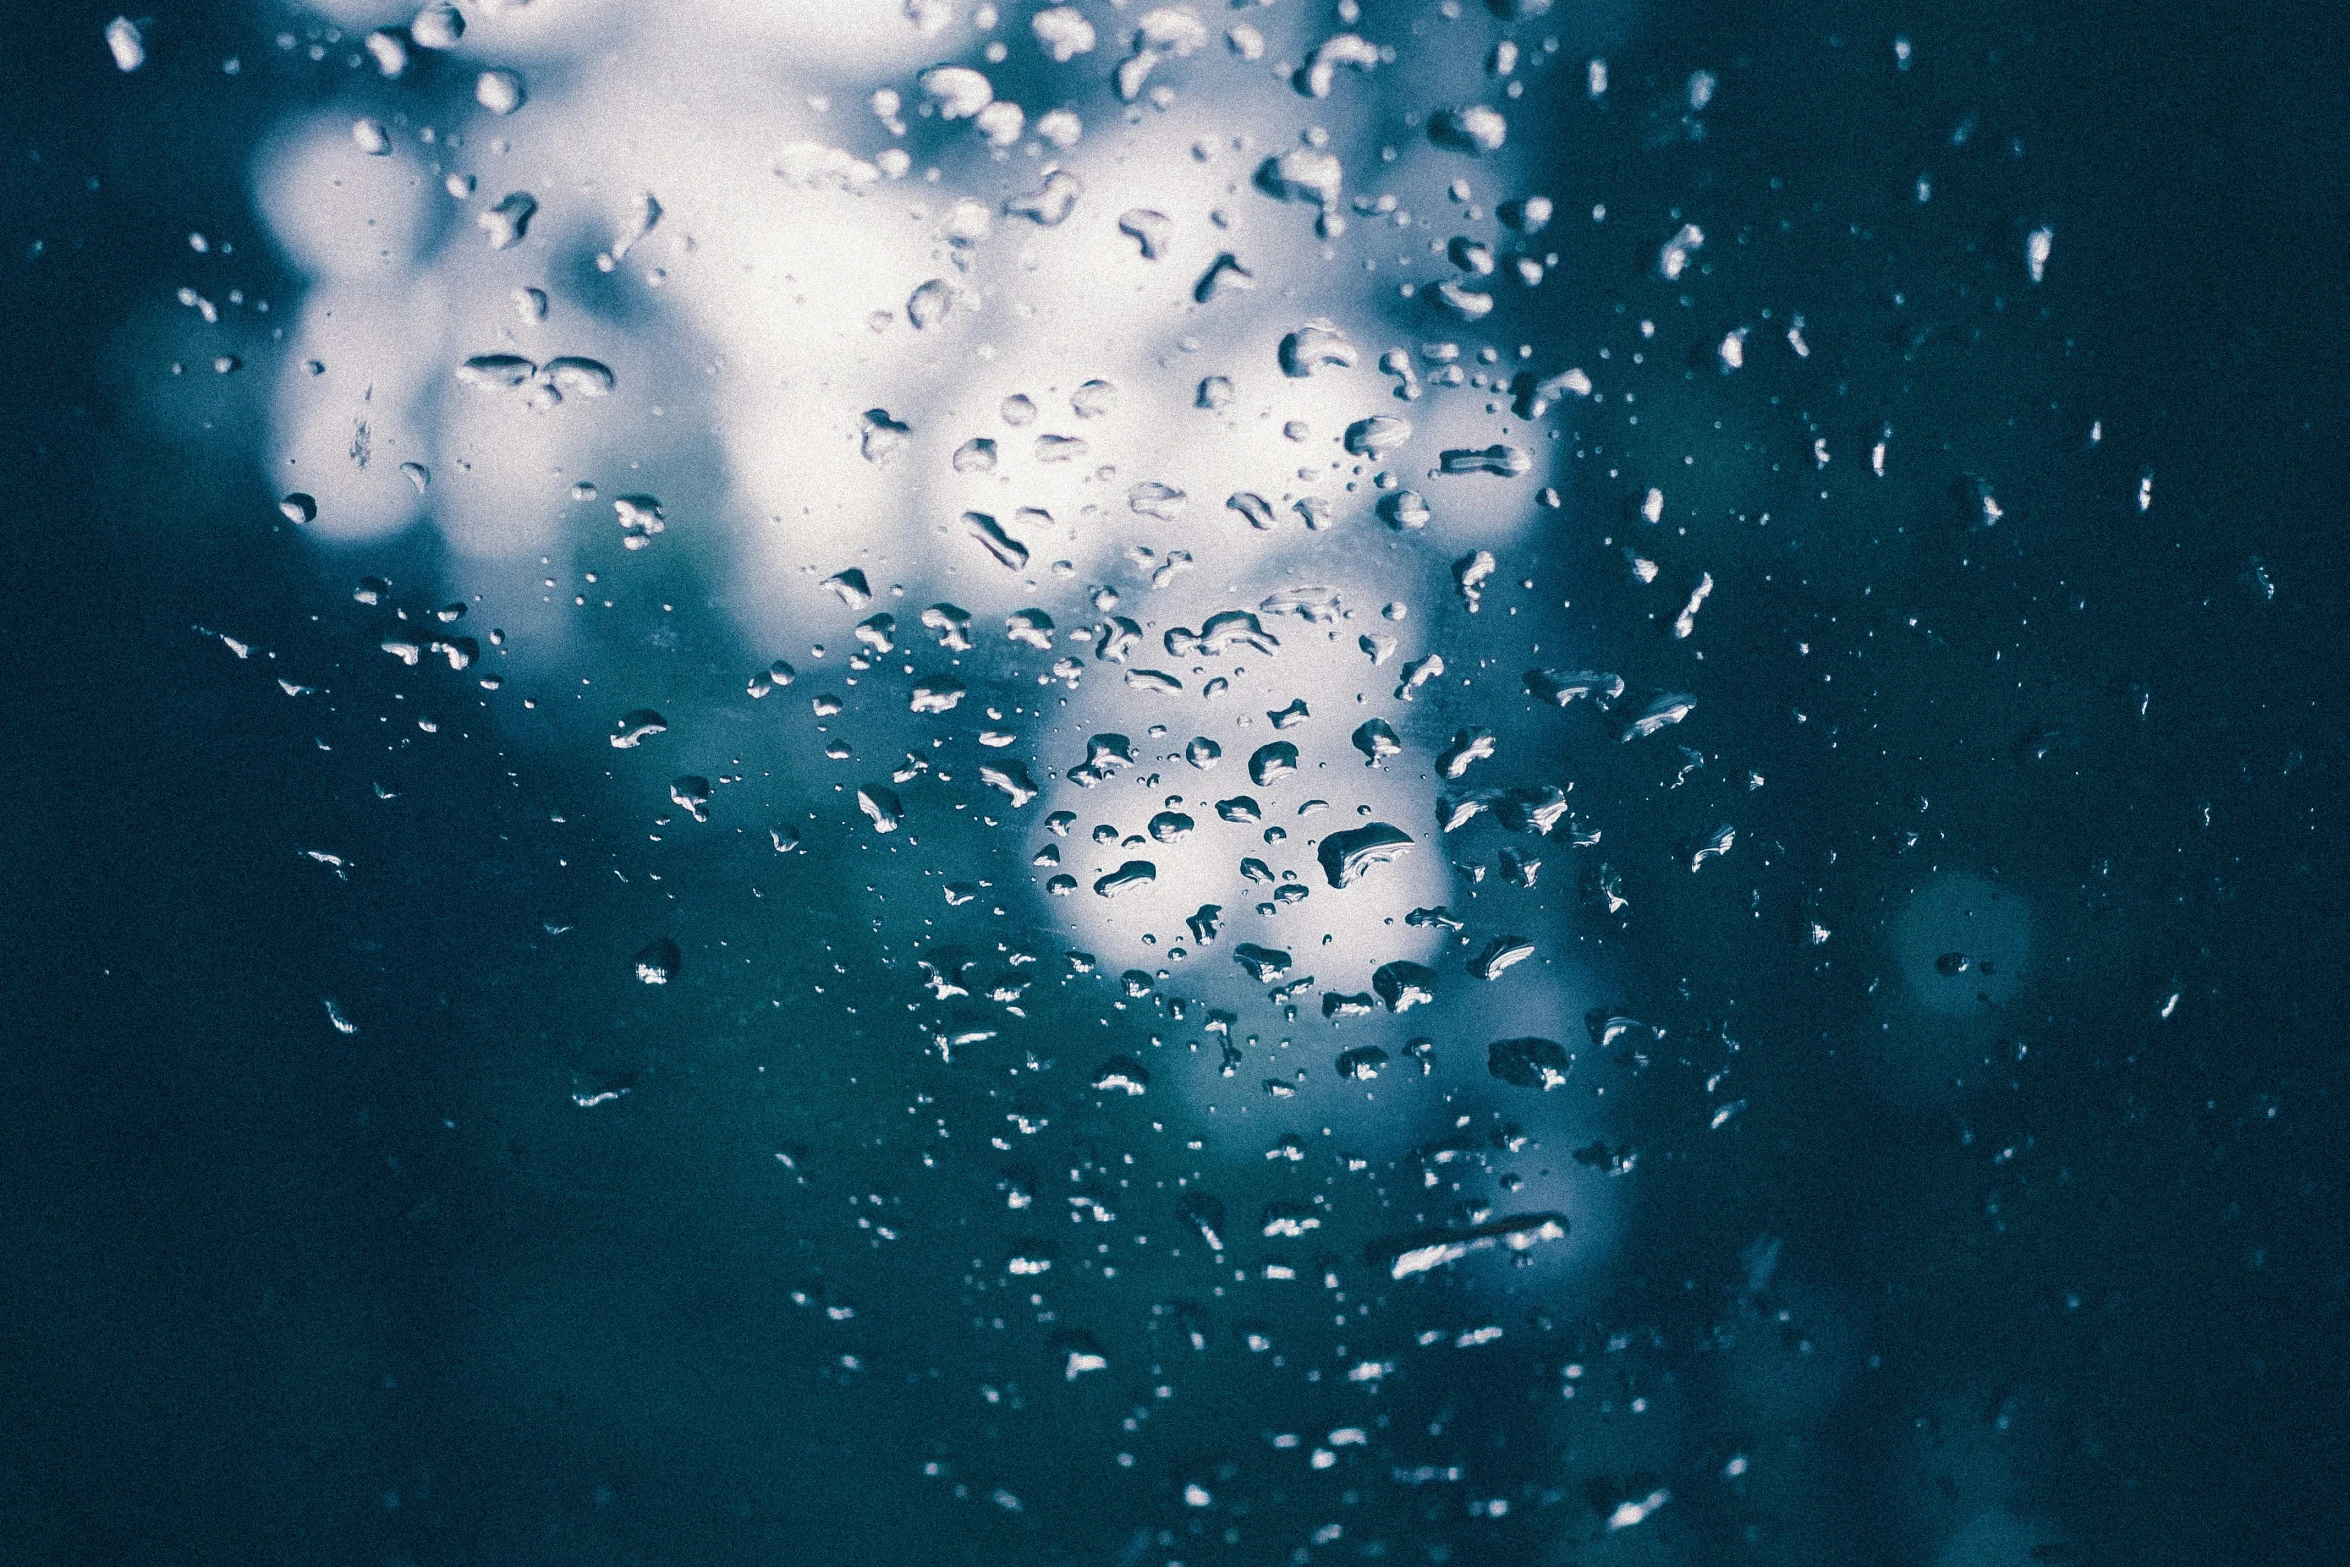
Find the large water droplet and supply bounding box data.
[1486,1036,1572,1089]
[1247,742,1298,786]
[1092,860,1156,898]
[822,569,873,608]
[633,937,682,985]
[475,69,526,116]
[1005,169,1082,226]
[1279,320,1357,377]
[1255,148,1343,209]
[1117,208,1172,259]
[478,191,536,250]
[1317,823,1415,888]
[1429,105,1507,153]
[907,279,953,329]
[859,409,912,462]
[918,65,994,120]
[610,709,667,748]
[910,674,967,714]
[410,3,464,50]
[962,511,1030,571]
[1344,415,1412,457]
[857,785,906,833]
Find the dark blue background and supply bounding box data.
[2,2,2345,1562]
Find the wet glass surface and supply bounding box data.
[3,2,2346,1563]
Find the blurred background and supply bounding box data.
[1,1,2346,1564]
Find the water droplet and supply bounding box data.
[1395,653,1443,700]
[1005,609,1054,649]
[910,674,967,714]
[1672,573,1714,639]
[1071,379,1117,418]
[544,357,615,399]
[1248,742,1299,786]
[610,709,667,748]
[981,762,1041,806]
[1004,169,1082,226]
[918,604,972,651]
[857,785,906,833]
[1344,415,1412,457]
[1430,105,1507,153]
[633,938,682,985]
[478,191,536,250]
[1486,1037,1571,1089]
[919,65,995,120]
[410,3,464,51]
[475,69,526,116]
[962,511,1030,571]
[1090,1061,1146,1099]
[1349,719,1399,765]
[1687,823,1735,870]
[1279,319,1357,377]
[1373,961,1437,1012]
[614,494,665,549]
[1500,194,1553,233]
[1469,936,1535,980]
[1178,1192,1227,1252]
[1117,208,1173,259]
[1621,693,1696,741]
[1093,860,1156,898]
[1525,668,1623,707]
[359,28,411,78]
[1298,33,1380,98]
[668,776,712,823]
[1194,253,1255,302]
[1128,481,1187,520]
[1658,222,1705,280]
[104,15,145,72]
[1319,823,1414,888]
[1376,1212,1568,1280]
[1378,490,1430,530]
[1255,147,1343,210]
[1032,6,1097,62]
[860,408,912,462]
[1438,444,1530,477]
[1453,550,1496,611]
[1433,279,1494,320]
[907,279,953,330]
[974,101,1025,148]
[1260,585,1342,625]
[1234,944,1291,982]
